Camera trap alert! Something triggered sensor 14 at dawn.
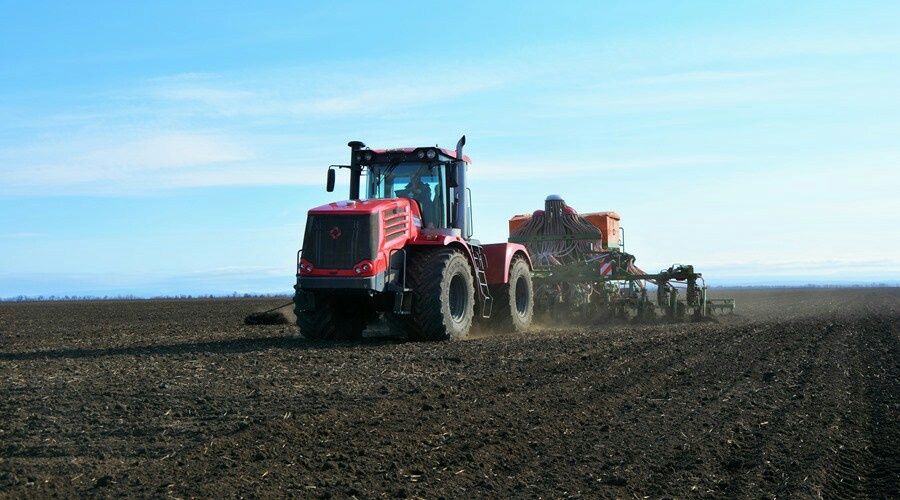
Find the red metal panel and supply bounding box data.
[407,237,479,285]
[303,198,420,277]
[481,242,531,285]
[308,198,402,215]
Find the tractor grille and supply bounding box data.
[382,206,409,243]
[302,214,378,269]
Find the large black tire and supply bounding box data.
[294,294,366,340]
[406,248,475,341]
[489,256,534,333]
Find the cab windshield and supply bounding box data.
[366,162,447,229]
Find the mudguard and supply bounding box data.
[407,235,478,277]
[481,243,532,285]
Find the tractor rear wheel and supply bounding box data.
[489,256,534,332]
[407,248,475,341]
[294,294,366,340]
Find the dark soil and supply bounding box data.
[1,288,898,498]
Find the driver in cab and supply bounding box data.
[397,173,435,228]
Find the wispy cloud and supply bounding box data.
[0,60,515,195]
[0,232,44,239]
[631,69,779,85]
[700,257,900,277]
[470,155,736,181]
[0,132,256,194]
[3,30,899,196]
[79,133,253,171]
[546,67,851,115]
[141,65,507,119]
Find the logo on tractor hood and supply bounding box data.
[329,226,342,240]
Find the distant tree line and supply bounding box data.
[708,283,897,289]
[0,292,292,303]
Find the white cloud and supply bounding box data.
[149,163,326,190]
[631,70,777,85]
[134,61,509,121]
[155,86,260,110]
[0,132,254,192]
[549,72,844,115]
[0,58,516,195]
[469,155,735,181]
[699,257,900,278]
[0,232,44,239]
[3,31,899,196]
[81,133,254,171]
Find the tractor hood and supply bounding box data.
[299,197,421,281]
[307,198,412,216]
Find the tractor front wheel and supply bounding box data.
[407,248,475,341]
[294,293,366,340]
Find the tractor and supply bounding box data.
[293,136,534,340]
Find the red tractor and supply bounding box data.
[293,136,535,340]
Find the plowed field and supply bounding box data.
[1,288,897,498]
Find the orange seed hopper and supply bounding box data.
[582,211,620,250]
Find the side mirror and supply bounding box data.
[447,163,459,188]
[326,168,336,192]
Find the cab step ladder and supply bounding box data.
[470,245,493,318]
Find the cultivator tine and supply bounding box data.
[707,298,736,315]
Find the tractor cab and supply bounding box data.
[367,160,447,230]
[327,141,473,238]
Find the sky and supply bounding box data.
[1,1,899,297]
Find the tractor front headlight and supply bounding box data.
[425,149,437,160]
[352,260,376,276]
[298,259,314,275]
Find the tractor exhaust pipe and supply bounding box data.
[454,135,468,238]
[348,140,365,199]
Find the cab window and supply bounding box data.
[366,163,447,229]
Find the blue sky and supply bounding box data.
[1,1,899,297]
